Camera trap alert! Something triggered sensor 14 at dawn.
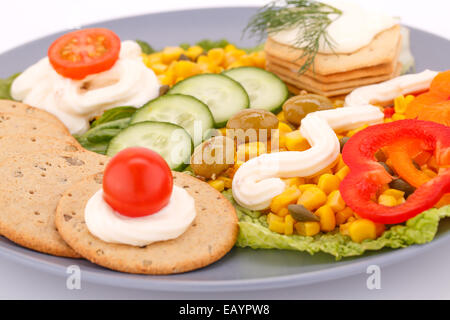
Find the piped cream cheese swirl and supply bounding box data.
[232,106,384,211]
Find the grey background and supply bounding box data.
[0,7,449,299]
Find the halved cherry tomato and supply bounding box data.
[103,147,173,217]
[48,28,121,80]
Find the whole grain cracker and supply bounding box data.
[0,151,109,257]
[55,172,239,274]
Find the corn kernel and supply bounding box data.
[278,207,289,217]
[335,166,350,181]
[333,154,346,173]
[147,52,163,65]
[397,197,406,205]
[378,194,397,207]
[382,188,405,200]
[298,184,317,192]
[347,125,368,138]
[236,141,266,162]
[284,215,295,235]
[297,186,327,211]
[217,176,232,189]
[249,51,266,68]
[208,48,225,65]
[267,212,283,224]
[174,60,202,78]
[270,186,301,215]
[349,219,377,243]
[208,179,225,192]
[327,190,346,212]
[149,63,168,75]
[186,45,204,60]
[336,207,354,225]
[316,205,336,232]
[283,177,305,187]
[392,113,406,121]
[162,46,184,64]
[317,173,341,195]
[295,221,321,237]
[285,130,310,151]
[278,122,293,134]
[224,44,237,52]
[269,219,285,234]
[339,220,353,236]
[277,111,286,122]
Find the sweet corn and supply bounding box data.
[236,141,266,162]
[298,184,317,192]
[347,125,368,138]
[217,176,232,189]
[278,122,293,134]
[297,186,327,211]
[278,207,289,217]
[317,173,341,195]
[394,95,414,114]
[295,221,321,237]
[277,111,286,122]
[349,219,377,243]
[208,179,225,192]
[149,63,168,75]
[162,46,184,64]
[382,188,405,200]
[186,45,204,60]
[269,219,285,234]
[339,220,353,236]
[335,165,350,181]
[270,186,301,215]
[335,207,354,225]
[283,177,305,187]
[267,212,283,224]
[333,154,346,173]
[224,44,237,52]
[284,214,295,235]
[207,48,225,65]
[174,60,202,78]
[249,51,266,68]
[146,52,163,65]
[327,190,346,212]
[316,205,336,232]
[397,197,406,205]
[285,130,310,151]
[392,113,406,121]
[378,194,397,207]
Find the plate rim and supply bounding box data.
[0,6,449,292]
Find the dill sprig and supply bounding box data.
[244,0,342,74]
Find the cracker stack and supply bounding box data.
[265,25,402,97]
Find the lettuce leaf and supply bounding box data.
[222,190,450,260]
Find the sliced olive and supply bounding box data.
[339,137,350,153]
[379,162,395,176]
[190,136,235,179]
[389,178,416,197]
[288,204,320,222]
[282,94,334,126]
[226,109,279,142]
[178,54,191,61]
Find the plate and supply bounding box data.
[0,7,449,292]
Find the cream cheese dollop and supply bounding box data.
[11,40,160,135]
[232,106,383,211]
[271,0,398,54]
[85,186,196,247]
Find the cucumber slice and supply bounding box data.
[223,67,289,113]
[106,121,193,171]
[130,94,213,146]
[169,74,249,128]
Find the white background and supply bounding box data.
[0,0,449,299]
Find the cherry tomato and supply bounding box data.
[48,28,121,80]
[103,147,173,217]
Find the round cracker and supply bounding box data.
[0,100,69,133]
[0,112,72,140]
[0,151,109,257]
[55,172,239,274]
[0,134,83,163]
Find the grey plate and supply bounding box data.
[0,7,449,292]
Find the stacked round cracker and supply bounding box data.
[265,25,403,97]
[0,100,239,274]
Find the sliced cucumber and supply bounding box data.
[223,67,289,113]
[130,94,213,146]
[169,74,249,128]
[106,121,193,171]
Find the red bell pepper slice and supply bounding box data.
[340,119,450,224]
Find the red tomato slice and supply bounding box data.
[103,147,173,217]
[48,28,121,80]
